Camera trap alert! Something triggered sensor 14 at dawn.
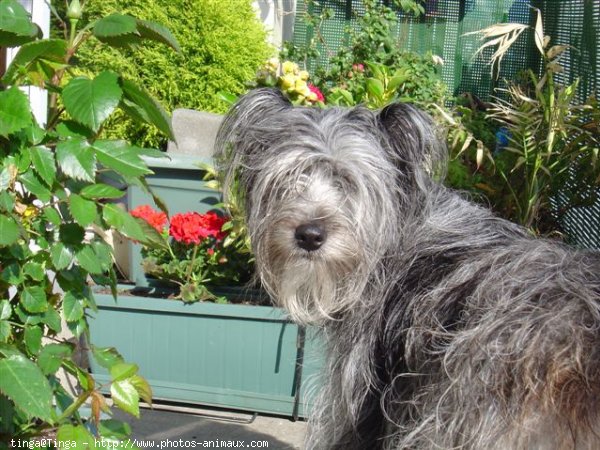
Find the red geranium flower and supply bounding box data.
[130,205,167,232]
[169,212,227,244]
[308,83,325,103]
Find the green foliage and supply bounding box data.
[0,0,176,441]
[68,0,273,148]
[474,10,600,234]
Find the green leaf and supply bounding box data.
[103,204,146,242]
[55,120,94,140]
[0,0,40,46]
[23,262,45,281]
[56,424,95,449]
[110,379,139,418]
[91,346,124,370]
[136,19,181,52]
[93,140,152,178]
[0,300,11,320]
[29,146,57,187]
[75,245,104,274]
[62,72,122,132]
[59,222,85,246]
[0,345,53,421]
[69,193,97,228]
[43,205,61,226]
[110,362,139,382]
[366,78,384,99]
[24,326,42,354]
[92,241,114,272]
[0,214,19,246]
[0,86,32,137]
[19,170,51,202]
[120,78,174,141]
[62,291,84,322]
[1,263,22,284]
[98,419,131,440]
[2,39,67,84]
[56,138,96,182]
[93,13,138,38]
[42,308,62,333]
[80,183,124,200]
[37,343,72,375]
[129,374,152,405]
[50,243,73,270]
[0,321,10,342]
[20,286,47,313]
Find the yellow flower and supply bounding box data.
[280,74,297,91]
[294,79,308,93]
[267,57,279,70]
[282,61,299,75]
[299,70,310,81]
[306,92,318,103]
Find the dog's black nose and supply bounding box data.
[295,223,327,251]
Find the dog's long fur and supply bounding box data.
[215,88,600,449]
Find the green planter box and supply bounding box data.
[88,289,324,418]
[126,155,218,286]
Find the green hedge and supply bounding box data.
[74,0,273,148]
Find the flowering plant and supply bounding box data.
[251,58,325,106]
[131,206,253,302]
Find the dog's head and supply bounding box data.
[215,88,444,324]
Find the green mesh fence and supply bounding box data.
[292,0,600,249]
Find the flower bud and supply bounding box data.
[67,0,83,19]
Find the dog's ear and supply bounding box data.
[215,88,292,213]
[377,102,446,188]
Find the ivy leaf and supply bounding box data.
[56,138,96,182]
[29,146,57,187]
[0,86,32,137]
[120,78,174,141]
[110,379,140,418]
[0,214,19,246]
[92,140,152,178]
[62,71,122,132]
[69,193,97,228]
[80,183,124,200]
[0,0,40,46]
[0,345,53,421]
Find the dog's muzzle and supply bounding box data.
[295,223,327,251]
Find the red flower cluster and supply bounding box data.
[308,83,325,103]
[169,211,227,245]
[130,205,167,232]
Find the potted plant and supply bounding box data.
[88,204,324,418]
[0,0,180,444]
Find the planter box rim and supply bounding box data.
[143,154,213,170]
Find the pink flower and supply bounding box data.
[308,84,325,103]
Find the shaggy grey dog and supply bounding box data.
[215,88,600,450]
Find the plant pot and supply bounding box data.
[124,154,218,286]
[88,288,325,418]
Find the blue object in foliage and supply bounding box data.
[495,127,510,154]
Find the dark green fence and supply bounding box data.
[292,0,600,249]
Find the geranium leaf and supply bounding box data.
[62,72,122,132]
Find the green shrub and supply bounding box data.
[73,0,273,148]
